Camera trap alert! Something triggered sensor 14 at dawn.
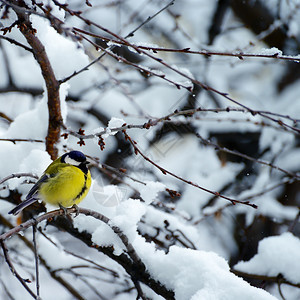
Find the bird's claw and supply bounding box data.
[59,204,68,215]
[71,204,80,217]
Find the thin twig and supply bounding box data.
[62,106,299,180]
[288,209,300,233]
[278,281,286,300]
[38,229,119,277]
[65,106,299,139]
[0,240,37,299]
[196,132,300,179]
[58,0,174,84]
[0,35,33,52]
[0,173,38,186]
[123,0,175,38]
[0,138,44,143]
[71,31,300,62]
[231,269,300,288]
[131,276,147,300]
[0,214,85,299]
[66,14,300,134]
[193,178,294,225]
[0,208,163,298]
[32,224,40,297]
[101,163,146,186]
[123,130,257,209]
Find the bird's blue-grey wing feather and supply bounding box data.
[8,197,39,215]
[8,174,49,215]
[26,174,49,200]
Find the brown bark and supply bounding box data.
[12,1,62,159]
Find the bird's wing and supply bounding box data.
[26,173,50,200]
[8,174,50,215]
[8,174,51,216]
[8,158,64,216]
[8,197,39,215]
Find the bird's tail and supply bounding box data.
[8,198,38,216]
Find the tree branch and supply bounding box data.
[232,269,300,289]
[9,1,62,159]
[1,208,175,299]
[0,240,37,299]
[123,130,257,208]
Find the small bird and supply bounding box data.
[8,151,92,216]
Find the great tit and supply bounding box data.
[8,151,92,216]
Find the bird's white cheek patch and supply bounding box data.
[64,156,81,166]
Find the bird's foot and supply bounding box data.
[59,204,68,215]
[71,204,80,217]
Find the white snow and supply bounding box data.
[258,47,283,56]
[38,234,81,270]
[139,181,165,204]
[1,1,300,299]
[136,244,276,300]
[234,232,300,284]
[105,117,126,137]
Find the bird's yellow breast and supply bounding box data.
[39,165,91,207]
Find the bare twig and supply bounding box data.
[71,31,300,62]
[288,209,300,233]
[0,35,33,52]
[124,0,175,38]
[0,138,44,143]
[67,19,300,134]
[62,106,299,180]
[65,106,299,140]
[0,112,13,123]
[38,229,119,277]
[0,240,37,299]
[278,281,287,300]
[76,32,192,90]
[193,178,294,225]
[58,0,174,84]
[196,133,300,179]
[231,269,300,289]
[32,224,40,297]
[123,130,257,208]
[0,173,38,186]
[0,214,85,300]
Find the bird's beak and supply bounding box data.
[85,158,92,165]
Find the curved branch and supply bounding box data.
[72,28,300,63]
[0,173,38,186]
[232,269,300,289]
[0,208,175,299]
[0,240,37,299]
[123,130,257,209]
[0,35,33,52]
[0,214,87,300]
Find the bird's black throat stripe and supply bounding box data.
[77,163,89,174]
[74,173,88,201]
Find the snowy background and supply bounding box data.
[0,0,300,299]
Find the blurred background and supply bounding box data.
[0,1,300,299]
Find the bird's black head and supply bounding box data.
[61,151,89,173]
